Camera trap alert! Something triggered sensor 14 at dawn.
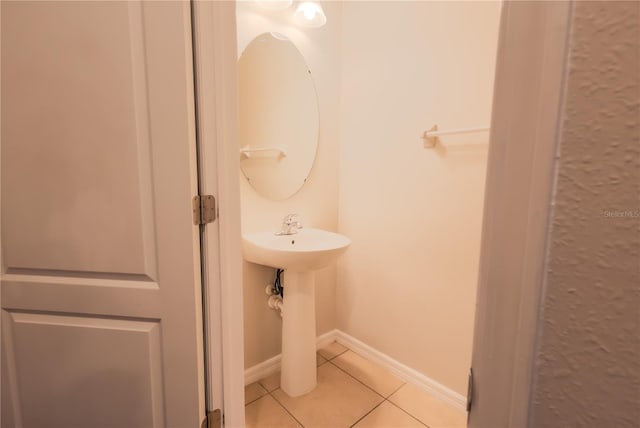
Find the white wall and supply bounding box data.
[237,1,342,369]
[530,1,640,426]
[337,1,500,395]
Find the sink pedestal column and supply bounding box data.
[281,271,316,397]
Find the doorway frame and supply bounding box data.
[468,1,573,427]
[191,2,245,427]
[196,1,576,427]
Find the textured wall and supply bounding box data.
[531,1,640,426]
[337,1,500,395]
[237,1,342,370]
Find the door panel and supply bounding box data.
[2,1,155,276]
[2,312,164,428]
[1,1,205,427]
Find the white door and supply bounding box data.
[1,2,206,427]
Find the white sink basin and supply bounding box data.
[243,227,351,396]
[243,228,350,271]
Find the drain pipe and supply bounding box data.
[265,284,283,317]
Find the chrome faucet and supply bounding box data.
[276,213,303,235]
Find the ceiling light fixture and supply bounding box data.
[293,1,327,28]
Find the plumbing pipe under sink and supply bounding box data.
[265,284,283,316]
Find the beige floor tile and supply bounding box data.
[353,401,426,427]
[245,382,268,404]
[333,350,405,397]
[388,383,467,428]
[272,363,383,427]
[245,395,301,428]
[258,371,281,393]
[259,354,326,392]
[318,341,348,360]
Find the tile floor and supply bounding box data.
[245,342,467,428]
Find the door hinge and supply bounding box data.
[466,367,474,412]
[193,195,216,225]
[201,409,222,428]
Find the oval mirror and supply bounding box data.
[238,32,319,200]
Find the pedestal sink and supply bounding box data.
[243,228,350,397]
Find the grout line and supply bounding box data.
[268,387,306,427]
[328,360,389,401]
[327,353,407,401]
[317,341,349,361]
[332,354,464,428]
[387,382,406,399]
[244,384,269,406]
[385,399,430,427]
[258,377,280,394]
[317,353,330,367]
[243,393,267,407]
[349,400,385,428]
[335,348,407,399]
[318,348,348,362]
[327,347,428,426]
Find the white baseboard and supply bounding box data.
[244,329,339,385]
[316,328,340,349]
[334,331,466,412]
[244,329,465,413]
[244,353,281,386]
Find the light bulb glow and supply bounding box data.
[294,2,327,28]
[303,8,316,20]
